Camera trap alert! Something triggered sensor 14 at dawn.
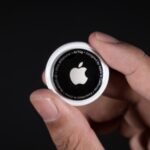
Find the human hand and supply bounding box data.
[30,32,150,150]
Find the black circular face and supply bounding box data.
[53,49,103,100]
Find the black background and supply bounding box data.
[1,1,150,150]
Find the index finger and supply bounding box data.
[89,32,150,101]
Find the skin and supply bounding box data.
[30,32,150,150]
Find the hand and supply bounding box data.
[30,32,150,150]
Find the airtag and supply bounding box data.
[45,42,109,106]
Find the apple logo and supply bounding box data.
[69,61,88,85]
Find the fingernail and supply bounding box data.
[30,94,59,123]
[95,32,119,43]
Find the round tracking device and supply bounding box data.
[45,42,109,106]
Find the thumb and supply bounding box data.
[89,32,150,100]
[30,89,104,150]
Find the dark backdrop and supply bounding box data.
[1,1,150,150]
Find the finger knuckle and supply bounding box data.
[54,130,82,150]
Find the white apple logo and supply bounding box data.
[69,62,88,85]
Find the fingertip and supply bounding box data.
[88,31,119,44]
[30,88,70,114]
[30,89,60,123]
[30,89,52,102]
[42,72,46,84]
[88,32,97,43]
